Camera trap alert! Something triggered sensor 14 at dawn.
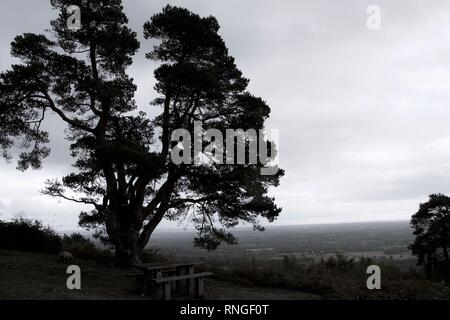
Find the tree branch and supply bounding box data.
[41,92,95,133]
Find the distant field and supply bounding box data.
[62,221,415,265]
[147,221,415,265]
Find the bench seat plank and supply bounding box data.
[153,272,213,283]
[134,261,203,271]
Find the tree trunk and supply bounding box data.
[105,209,144,268]
[104,191,171,268]
[113,228,143,268]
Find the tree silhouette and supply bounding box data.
[0,1,283,267]
[410,194,450,283]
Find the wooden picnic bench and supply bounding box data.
[133,261,213,300]
[154,272,213,300]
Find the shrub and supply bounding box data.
[0,218,62,254]
[62,233,111,261]
[210,254,450,300]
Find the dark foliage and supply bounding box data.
[62,233,110,261]
[212,255,450,300]
[0,218,61,253]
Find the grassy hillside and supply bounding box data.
[0,250,319,300]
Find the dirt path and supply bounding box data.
[0,250,319,300]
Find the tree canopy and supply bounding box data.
[0,1,283,266]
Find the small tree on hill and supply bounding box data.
[410,193,450,283]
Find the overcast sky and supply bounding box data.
[2,0,450,231]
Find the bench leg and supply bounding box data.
[186,265,195,299]
[171,279,177,292]
[196,277,205,299]
[143,271,153,294]
[164,282,171,300]
[187,279,195,298]
[136,275,145,294]
[175,279,181,293]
